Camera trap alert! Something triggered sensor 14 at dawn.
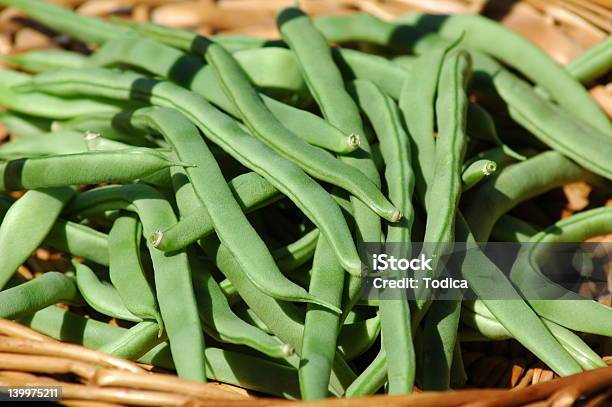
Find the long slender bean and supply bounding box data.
[337,316,380,360]
[156,172,281,252]
[0,148,186,192]
[345,348,387,397]
[565,37,612,84]
[463,151,609,241]
[462,159,497,191]
[124,107,335,309]
[97,321,165,361]
[0,272,80,319]
[109,215,162,328]
[0,186,75,289]
[74,260,142,322]
[2,49,86,73]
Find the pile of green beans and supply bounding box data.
[0,0,610,399]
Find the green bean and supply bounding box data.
[0,0,121,45]
[2,49,86,73]
[463,300,605,371]
[345,347,387,397]
[0,69,138,119]
[462,159,497,191]
[97,321,166,361]
[460,303,511,341]
[0,111,50,137]
[66,183,207,381]
[337,316,380,360]
[349,79,415,394]
[278,7,382,326]
[463,146,529,174]
[397,48,446,204]
[18,306,301,397]
[189,252,292,359]
[490,215,538,242]
[206,43,399,223]
[109,215,162,328]
[415,54,472,388]
[44,218,109,266]
[0,186,75,289]
[17,68,363,276]
[52,112,155,147]
[0,130,90,159]
[299,236,344,400]
[493,70,612,181]
[0,272,80,319]
[155,171,280,252]
[74,260,142,322]
[463,151,608,241]
[124,107,334,309]
[565,37,612,84]
[511,207,612,336]
[0,148,186,192]
[455,212,582,376]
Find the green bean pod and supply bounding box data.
[90,35,354,153]
[0,186,75,289]
[74,260,143,322]
[489,215,539,243]
[337,316,380,360]
[350,79,416,394]
[0,148,187,192]
[205,42,399,222]
[189,253,293,359]
[109,215,163,328]
[461,159,497,191]
[299,237,344,400]
[155,171,281,251]
[455,213,582,377]
[2,49,86,73]
[97,321,165,361]
[0,111,50,137]
[0,272,80,319]
[511,207,612,336]
[566,37,612,84]
[124,107,335,310]
[463,151,610,241]
[0,130,90,159]
[345,347,387,397]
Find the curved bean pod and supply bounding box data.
[511,207,612,336]
[2,49,86,73]
[0,111,50,138]
[0,148,186,192]
[74,260,143,323]
[566,37,612,84]
[494,70,612,181]
[155,171,281,252]
[123,107,333,309]
[0,186,75,289]
[463,151,608,241]
[345,347,387,397]
[461,159,497,191]
[490,215,539,243]
[0,130,90,159]
[455,213,582,377]
[206,43,399,222]
[337,316,380,360]
[97,321,166,361]
[109,215,162,328]
[0,272,80,319]
[17,67,362,275]
[189,253,292,359]
[299,236,344,400]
